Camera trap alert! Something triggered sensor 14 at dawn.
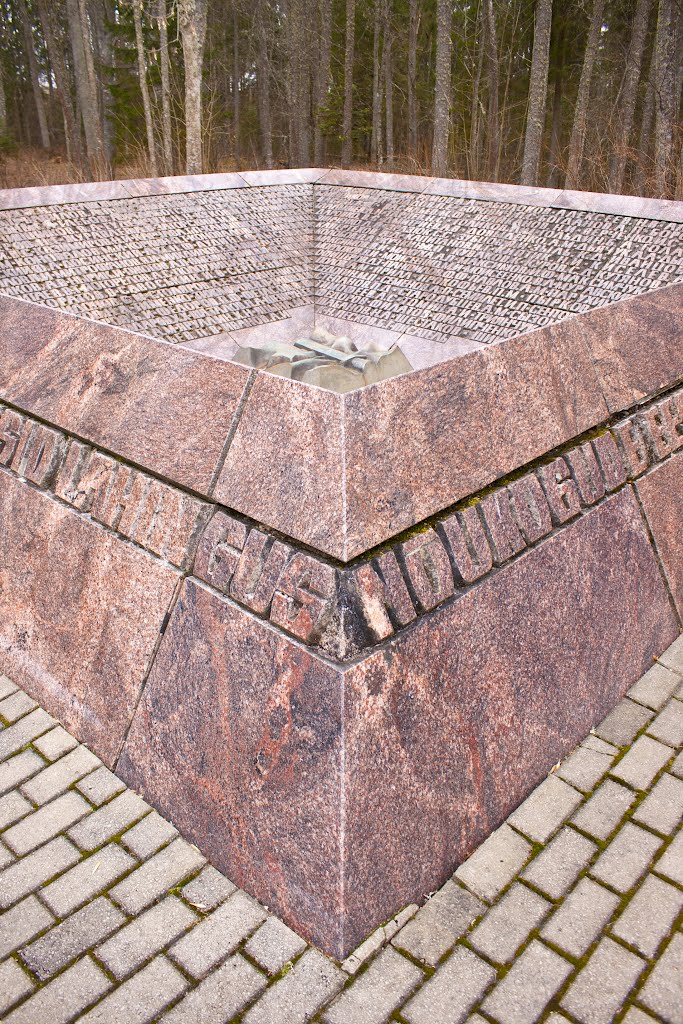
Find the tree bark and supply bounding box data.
[36,0,83,166]
[341,0,355,166]
[0,67,6,136]
[546,20,565,187]
[384,0,394,168]
[133,0,158,175]
[564,0,604,190]
[66,0,107,175]
[371,0,382,164]
[233,4,240,167]
[520,0,553,186]
[178,0,208,175]
[653,0,676,196]
[469,7,485,180]
[407,0,418,156]
[17,0,50,149]
[314,0,332,165]
[256,0,273,168]
[157,0,174,174]
[484,0,500,180]
[432,0,453,176]
[608,0,652,193]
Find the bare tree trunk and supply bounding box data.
[157,0,174,173]
[564,0,604,190]
[17,0,50,149]
[432,0,453,176]
[653,0,676,196]
[636,59,656,192]
[341,0,355,166]
[66,0,107,175]
[178,0,208,175]
[407,0,418,156]
[36,0,83,166]
[546,22,565,187]
[133,0,158,175]
[469,8,485,180]
[608,0,652,192]
[91,0,115,165]
[233,4,240,167]
[314,0,332,165]
[521,0,553,186]
[256,0,273,168]
[0,67,6,135]
[371,0,382,164]
[384,0,394,168]
[484,0,500,179]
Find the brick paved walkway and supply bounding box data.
[0,639,682,1024]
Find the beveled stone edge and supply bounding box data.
[5,375,678,667]
[1,167,682,221]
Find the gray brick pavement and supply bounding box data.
[0,638,681,1024]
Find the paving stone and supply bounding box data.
[341,905,419,976]
[76,766,126,806]
[672,750,683,779]
[571,779,637,840]
[161,953,267,1024]
[561,937,645,1024]
[0,958,35,1015]
[96,895,198,979]
[541,876,620,958]
[180,863,235,911]
[110,837,205,914]
[2,956,112,1024]
[0,690,38,723]
[481,940,573,1024]
[454,823,532,902]
[469,883,551,964]
[522,826,596,899]
[0,749,45,796]
[20,745,100,805]
[508,775,583,843]
[610,735,674,790]
[40,843,136,916]
[402,945,495,1024]
[654,829,683,886]
[242,947,346,1024]
[20,896,126,980]
[0,708,55,761]
[0,674,18,700]
[32,726,79,761]
[68,790,150,851]
[621,1009,658,1024]
[3,790,91,855]
[0,836,81,908]
[77,955,188,1023]
[638,932,683,1023]
[582,734,619,756]
[392,880,485,967]
[121,809,178,858]
[647,698,683,746]
[594,699,653,747]
[633,773,683,834]
[323,946,423,1024]
[244,914,308,975]
[0,789,32,829]
[556,746,614,792]
[169,890,267,978]
[590,822,662,893]
[628,663,682,711]
[0,839,14,869]
[611,873,683,958]
[659,634,683,676]
[0,894,55,959]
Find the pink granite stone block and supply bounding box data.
[117,489,676,958]
[636,450,683,618]
[0,471,179,765]
[0,297,253,495]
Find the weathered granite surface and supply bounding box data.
[636,450,683,619]
[0,297,252,495]
[117,488,677,957]
[0,470,179,766]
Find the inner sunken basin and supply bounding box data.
[1,170,683,958]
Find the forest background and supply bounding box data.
[0,0,681,198]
